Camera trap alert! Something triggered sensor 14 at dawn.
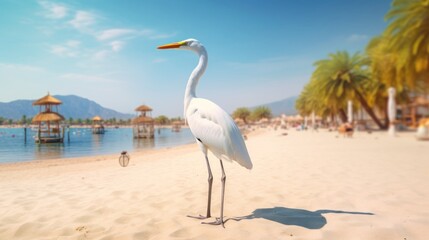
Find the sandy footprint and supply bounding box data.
[169,227,191,238]
[133,231,151,239]
[114,216,131,224]
[14,222,44,238]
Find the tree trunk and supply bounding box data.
[383,103,389,127]
[353,88,387,129]
[338,109,348,123]
[331,111,336,127]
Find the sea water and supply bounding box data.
[0,127,195,164]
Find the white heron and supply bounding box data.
[158,39,253,227]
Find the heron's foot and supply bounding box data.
[187,214,211,220]
[202,217,224,228]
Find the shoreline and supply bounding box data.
[0,126,264,167]
[0,124,190,129]
[0,125,195,165]
[0,142,197,172]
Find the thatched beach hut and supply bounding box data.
[31,93,65,143]
[171,120,182,132]
[132,105,154,138]
[92,116,105,134]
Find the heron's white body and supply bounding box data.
[181,39,252,169]
[187,98,252,169]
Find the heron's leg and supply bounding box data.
[203,159,226,227]
[187,155,213,219]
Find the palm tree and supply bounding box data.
[251,106,272,121]
[312,51,386,129]
[296,80,334,120]
[366,35,402,90]
[21,115,27,125]
[154,115,169,125]
[295,87,311,117]
[364,78,410,127]
[384,0,429,89]
[232,107,251,124]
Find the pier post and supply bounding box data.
[24,126,27,143]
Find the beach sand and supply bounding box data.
[1,128,428,239]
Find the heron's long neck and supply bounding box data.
[184,48,207,116]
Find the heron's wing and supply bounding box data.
[186,98,252,169]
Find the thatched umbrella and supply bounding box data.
[32,93,62,106]
[171,120,182,132]
[294,115,303,122]
[172,120,183,125]
[132,116,154,124]
[31,112,65,123]
[135,105,153,112]
[92,116,102,121]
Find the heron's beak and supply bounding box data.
[157,41,185,49]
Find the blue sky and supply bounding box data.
[0,0,391,117]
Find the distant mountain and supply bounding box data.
[252,96,298,116]
[0,95,134,120]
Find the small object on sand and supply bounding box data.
[282,132,288,136]
[119,151,130,167]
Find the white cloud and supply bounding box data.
[97,28,137,41]
[148,32,177,40]
[110,41,124,52]
[69,11,96,31]
[66,40,80,48]
[347,34,369,42]
[49,40,81,57]
[93,50,110,60]
[38,1,68,19]
[50,44,79,58]
[0,63,44,72]
[61,73,118,83]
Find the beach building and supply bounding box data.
[31,93,65,143]
[171,120,182,132]
[132,105,154,138]
[92,116,105,134]
[399,96,429,128]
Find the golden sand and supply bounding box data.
[0,128,428,239]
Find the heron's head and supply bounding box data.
[157,39,204,53]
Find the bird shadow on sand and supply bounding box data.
[228,206,374,229]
